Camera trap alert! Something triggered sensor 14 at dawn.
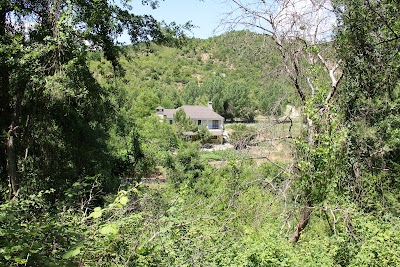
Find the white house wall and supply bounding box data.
[189,119,222,129]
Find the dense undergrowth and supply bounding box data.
[1,148,399,266]
[1,0,399,265]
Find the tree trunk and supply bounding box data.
[6,86,23,198]
[7,130,18,195]
[0,10,12,190]
[290,201,311,243]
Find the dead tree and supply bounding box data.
[220,0,343,243]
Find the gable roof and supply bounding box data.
[180,105,224,120]
[160,105,224,120]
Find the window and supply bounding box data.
[198,120,201,126]
[169,120,173,124]
[211,120,219,129]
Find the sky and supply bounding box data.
[118,0,230,44]
[118,0,336,44]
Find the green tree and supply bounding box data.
[137,116,178,170]
[133,91,160,118]
[167,141,205,186]
[197,125,212,144]
[173,109,196,137]
[183,77,256,122]
[0,0,188,198]
[335,0,400,214]
[225,81,255,121]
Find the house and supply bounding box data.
[156,102,224,143]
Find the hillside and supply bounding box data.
[90,30,298,120]
[2,1,399,265]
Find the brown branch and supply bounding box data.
[290,201,312,243]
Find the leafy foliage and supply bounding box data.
[335,0,400,214]
[0,0,399,265]
[91,31,296,121]
[0,0,189,198]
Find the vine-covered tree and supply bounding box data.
[223,0,342,242]
[0,0,187,198]
[335,0,400,214]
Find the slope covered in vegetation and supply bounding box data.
[1,0,399,266]
[90,30,298,121]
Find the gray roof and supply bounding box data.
[163,109,176,119]
[180,105,224,120]
[161,105,224,120]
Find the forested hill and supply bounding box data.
[2,0,399,265]
[90,30,297,121]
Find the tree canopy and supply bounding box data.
[0,0,187,197]
[0,0,399,265]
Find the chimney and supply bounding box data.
[208,101,213,110]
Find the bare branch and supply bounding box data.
[317,53,343,103]
[307,77,315,96]
[325,72,343,103]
